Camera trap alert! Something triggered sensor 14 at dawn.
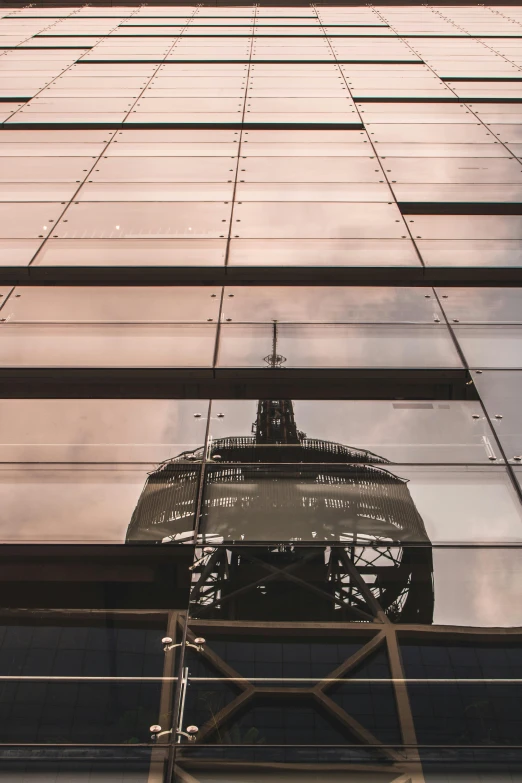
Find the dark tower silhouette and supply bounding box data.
[256,323,301,445]
[126,324,434,623]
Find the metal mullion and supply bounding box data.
[220,26,254,278]
[192,399,213,545]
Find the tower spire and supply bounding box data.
[254,321,301,445]
[263,320,286,369]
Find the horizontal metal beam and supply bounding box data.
[1,265,521,287]
[0,366,472,399]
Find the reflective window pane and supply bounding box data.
[473,370,522,462]
[217,324,462,369]
[0,464,197,544]
[0,324,217,367]
[207,399,497,463]
[198,464,522,544]
[231,203,406,239]
[1,286,221,323]
[220,286,441,323]
[453,326,522,368]
[437,287,522,324]
[0,399,208,462]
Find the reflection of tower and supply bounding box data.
[126,324,433,622]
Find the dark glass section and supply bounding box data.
[0,616,166,677]
[328,649,401,745]
[0,747,154,783]
[175,745,416,780]
[184,677,376,746]
[185,631,373,682]
[401,638,522,680]
[402,638,522,746]
[183,655,245,744]
[0,680,162,744]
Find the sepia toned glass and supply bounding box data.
[0,4,521,778]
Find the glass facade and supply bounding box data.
[0,3,522,782]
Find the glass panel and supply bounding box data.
[33,238,227,268]
[486,124,522,142]
[207,399,496,463]
[0,324,217,367]
[0,679,162,743]
[20,96,135,112]
[0,288,12,307]
[0,204,65,239]
[0,614,167,676]
[234,183,391,202]
[367,124,497,144]
[0,183,77,202]
[393,183,522,204]
[0,747,155,782]
[245,98,355,112]
[407,216,522,240]
[376,143,510,158]
[217,324,462,369]
[106,142,239,156]
[0,463,198,544]
[228,238,420,267]
[2,286,221,323]
[203,541,515,627]
[76,182,235,201]
[135,97,245,112]
[53,203,232,239]
[184,663,400,747]
[188,541,434,622]
[198,464,522,544]
[363,112,479,124]
[6,112,126,124]
[175,750,424,783]
[114,129,240,141]
[185,626,382,679]
[0,157,94,182]
[0,399,208,462]
[417,239,522,268]
[0,240,42,268]
[473,370,522,462]
[50,77,150,89]
[0,142,105,156]
[231,203,406,239]
[453,326,522,368]
[382,157,522,184]
[438,288,522,324]
[238,157,383,182]
[91,157,237,182]
[220,286,441,323]
[240,145,371,157]
[0,130,113,142]
[430,547,522,627]
[406,681,522,746]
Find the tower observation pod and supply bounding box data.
[127,325,434,624]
